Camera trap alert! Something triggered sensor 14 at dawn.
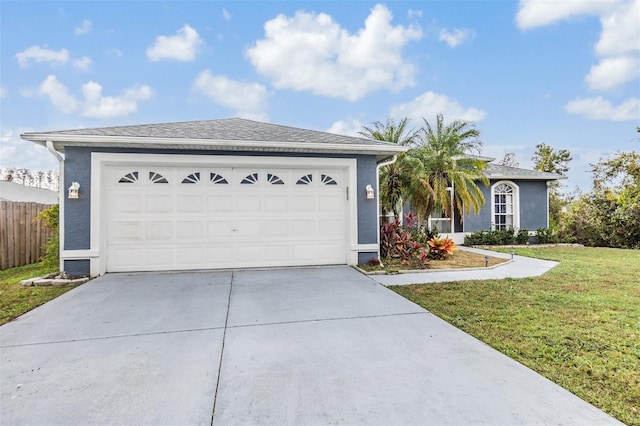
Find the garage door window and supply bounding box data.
[241,173,258,184]
[149,171,168,183]
[210,173,228,184]
[296,174,312,185]
[321,174,337,185]
[118,171,139,183]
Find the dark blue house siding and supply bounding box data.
[463,179,548,232]
[518,181,549,231]
[62,147,380,275]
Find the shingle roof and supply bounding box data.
[21,118,407,161]
[23,118,391,146]
[485,164,565,180]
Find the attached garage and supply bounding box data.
[22,118,407,277]
[104,159,351,272]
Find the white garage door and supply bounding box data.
[104,164,349,272]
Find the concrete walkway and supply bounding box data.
[372,246,560,286]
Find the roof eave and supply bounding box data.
[21,133,408,160]
[485,173,567,180]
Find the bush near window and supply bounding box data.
[465,227,534,245]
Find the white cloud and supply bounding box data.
[81,82,154,119]
[193,70,268,121]
[246,4,422,101]
[585,55,640,91]
[326,119,364,138]
[596,0,639,56]
[37,75,153,119]
[389,91,487,124]
[439,28,475,47]
[147,24,203,62]
[222,8,232,21]
[0,87,6,99]
[72,56,92,71]
[407,9,423,19]
[516,0,612,29]
[564,96,639,121]
[517,0,639,92]
[75,19,93,35]
[0,128,59,170]
[15,45,69,68]
[39,75,79,113]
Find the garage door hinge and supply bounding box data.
[346,186,349,200]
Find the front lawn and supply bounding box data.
[391,246,640,425]
[0,263,79,325]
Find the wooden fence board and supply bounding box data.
[0,201,55,270]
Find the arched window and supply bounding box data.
[491,181,519,230]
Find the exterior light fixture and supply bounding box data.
[365,184,374,200]
[68,181,80,199]
[484,255,489,267]
[510,249,515,259]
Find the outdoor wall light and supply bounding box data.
[365,184,374,200]
[68,181,80,199]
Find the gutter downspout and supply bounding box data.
[46,141,64,273]
[376,155,398,265]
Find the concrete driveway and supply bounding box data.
[0,267,621,425]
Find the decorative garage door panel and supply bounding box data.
[104,166,348,272]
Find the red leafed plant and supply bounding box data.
[380,214,430,268]
[427,237,457,260]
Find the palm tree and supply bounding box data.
[360,118,419,218]
[412,114,489,219]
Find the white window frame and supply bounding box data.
[491,180,520,230]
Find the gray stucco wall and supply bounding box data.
[518,180,549,230]
[63,147,380,274]
[356,155,378,245]
[463,180,549,232]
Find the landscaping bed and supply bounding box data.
[358,248,509,274]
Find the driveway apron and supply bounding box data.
[1,271,231,425]
[1,266,622,425]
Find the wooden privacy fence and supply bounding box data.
[0,201,55,270]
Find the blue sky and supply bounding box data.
[1,0,638,192]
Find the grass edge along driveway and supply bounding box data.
[0,262,77,326]
[391,246,639,426]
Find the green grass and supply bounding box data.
[0,262,80,325]
[391,246,640,426]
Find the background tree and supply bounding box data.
[531,143,572,233]
[498,152,519,167]
[531,143,572,176]
[360,118,419,218]
[2,168,15,182]
[411,114,488,220]
[568,151,640,248]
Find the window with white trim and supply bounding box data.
[492,181,518,230]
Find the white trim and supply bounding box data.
[91,152,359,275]
[61,249,99,259]
[491,180,520,230]
[25,134,408,157]
[351,243,378,251]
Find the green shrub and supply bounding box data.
[36,204,59,269]
[536,227,558,244]
[515,228,531,245]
